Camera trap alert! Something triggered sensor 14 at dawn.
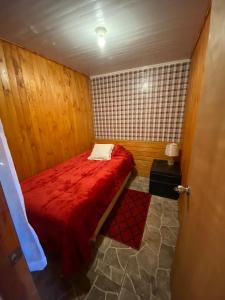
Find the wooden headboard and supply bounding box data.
[95,139,170,177]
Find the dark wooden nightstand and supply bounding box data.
[149,159,181,199]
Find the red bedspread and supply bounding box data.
[21,145,134,276]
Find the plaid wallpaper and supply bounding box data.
[91,61,190,142]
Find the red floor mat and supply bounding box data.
[101,189,151,250]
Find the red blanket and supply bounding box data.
[21,145,134,275]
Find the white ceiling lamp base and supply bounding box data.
[95,26,107,49]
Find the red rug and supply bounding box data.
[101,189,151,250]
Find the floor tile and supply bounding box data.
[158,244,174,269]
[122,272,151,299]
[106,292,119,300]
[147,212,162,229]
[93,257,125,286]
[118,288,141,300]
[126,255,140,277]
[161,204,179,227]
[95,274,121,295]
[161,226,177,247]
[153,269,171,300]
[85,286,105,300]
[143,225,161,255]
[103,247,125,271]
[95,259,112,279]
[136,245,158,278]
[111,265,125,285]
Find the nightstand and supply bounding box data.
[149,159,181,199]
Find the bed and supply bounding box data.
[21,144,134,276]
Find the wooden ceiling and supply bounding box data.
[0,0,210,76]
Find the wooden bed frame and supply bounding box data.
[91,171,132,241]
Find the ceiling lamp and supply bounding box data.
[95,26,107,49]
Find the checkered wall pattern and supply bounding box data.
[91,61,190,142]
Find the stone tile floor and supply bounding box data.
[33,176,179,300]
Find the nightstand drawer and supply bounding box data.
[149,180,179,199]
[150,172,181,185]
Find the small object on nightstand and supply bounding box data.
[149,159,181,200]
[165,143,179,166]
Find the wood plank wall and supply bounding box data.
[0,39,94,180]
[96,139,169,177]
[181,13,210,183]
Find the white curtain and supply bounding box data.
[0,120,47,271]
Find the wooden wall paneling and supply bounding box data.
[43,60,69,167]
[18,47,45,171]
[0,42,32,178]
[30,50,58,170]
[12,43,43,174]
[0,39,94,180]
[59,67,77,159]
[95,139,169,177]
[74,73,94,152]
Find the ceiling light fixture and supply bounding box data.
[95,26,107,49]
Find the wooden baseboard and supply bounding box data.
[95,139,170,177]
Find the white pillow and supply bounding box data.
[88,144,114,160]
